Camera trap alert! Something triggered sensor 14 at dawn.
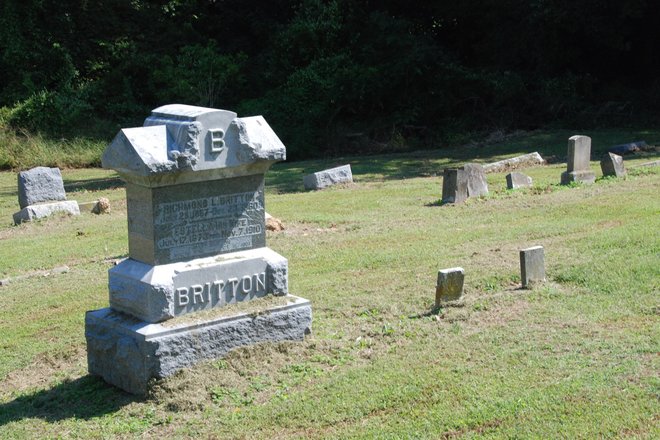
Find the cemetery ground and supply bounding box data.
[0,129,658,438]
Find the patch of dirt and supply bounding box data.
[0,346,87,399]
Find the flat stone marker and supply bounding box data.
[600,152,626,177]
[506,172,533,189]
[303,164,353,190]
[86,104,312,395]
[520,246,545,288]
[435,267,464,305]
[463,163,489,197]
[13,166,80,224]
[608,140,646,156]
[441,168,468,204]
[483,152,545,173]
[561,135,595,185]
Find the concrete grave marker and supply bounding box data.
[13,166,80,224]
[506,172,533,189]
[600,152,626,177]
[303,164,353,190]
[441,168,468,204]
[561,135,595,185]
[86,104,312,394]
[520,246,545,288]
[435,267,465,305]
[463,163,489,197]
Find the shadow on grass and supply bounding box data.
[0,375,138,425]
[63,176,124,193]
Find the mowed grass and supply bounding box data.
[0,129,658,438]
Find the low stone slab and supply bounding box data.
[109,247,288,323]
[303,165,353,190]
[86,295,312,395]
[435,267,464,305]
[600,152,626,177]
[17,166,67,209]
[637,160,660,168]
[506,172,533,189]
[560,170,596,185]
[441,168,468,204]
[520,246,545,288]
[608,141,646,156]
[463,163,488,197]
[483,152,544,173]
[13,200,80,224]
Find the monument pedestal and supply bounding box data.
[86,295,312,395]
[560,170,596,185]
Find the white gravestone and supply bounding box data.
[303,164,353,190]
[85,104,312,394]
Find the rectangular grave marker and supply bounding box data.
[520,246,545,288]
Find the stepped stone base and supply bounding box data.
[560,170,595,185]
[85,295,312,395]
[13,200,80,224]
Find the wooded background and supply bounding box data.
[2,0,659,159]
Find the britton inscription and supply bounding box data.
[175,272,267,311]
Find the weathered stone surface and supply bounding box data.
[109,248,289,323]
[608,141,646,156]
[506,172,533,189]
[600,152,626,177]
[126,174,265,265]
[561,135,595,185]
[441,169,467,204]
[13,200,80,224]
[86,295,312,395]
[303,165,353,190]
[103,104,286,188]
[463,163,489,197]
[520,246,545,288]
[483,152,544,173]
[17,166,67,209]
[435,267,464,305]
[637,160,660,168]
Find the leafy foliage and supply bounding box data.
[1,0,660,159]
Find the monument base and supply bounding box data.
[85,295,312,395]
[13,200,80,224]
[560,170,595,185]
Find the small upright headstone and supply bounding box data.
[463,163,489,197]
[303,164,353,190]
[520,246,545,288]
[506,172,533,189]
[435,267,465,305]
[560,135,595,185]
[441,168,468,204]
[600,152,626,177]
[13,166,80,224]
[85,104,312,394]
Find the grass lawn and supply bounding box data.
[0,129,658,438]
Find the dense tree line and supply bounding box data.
[1,0,659,158]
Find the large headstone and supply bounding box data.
[86,104,312,394]
[13,167,80,224]
[560,135,595,185]
[600,152,626,177]
[441,168,468,204]
[303,164,353,190]
[506,172,533,189]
